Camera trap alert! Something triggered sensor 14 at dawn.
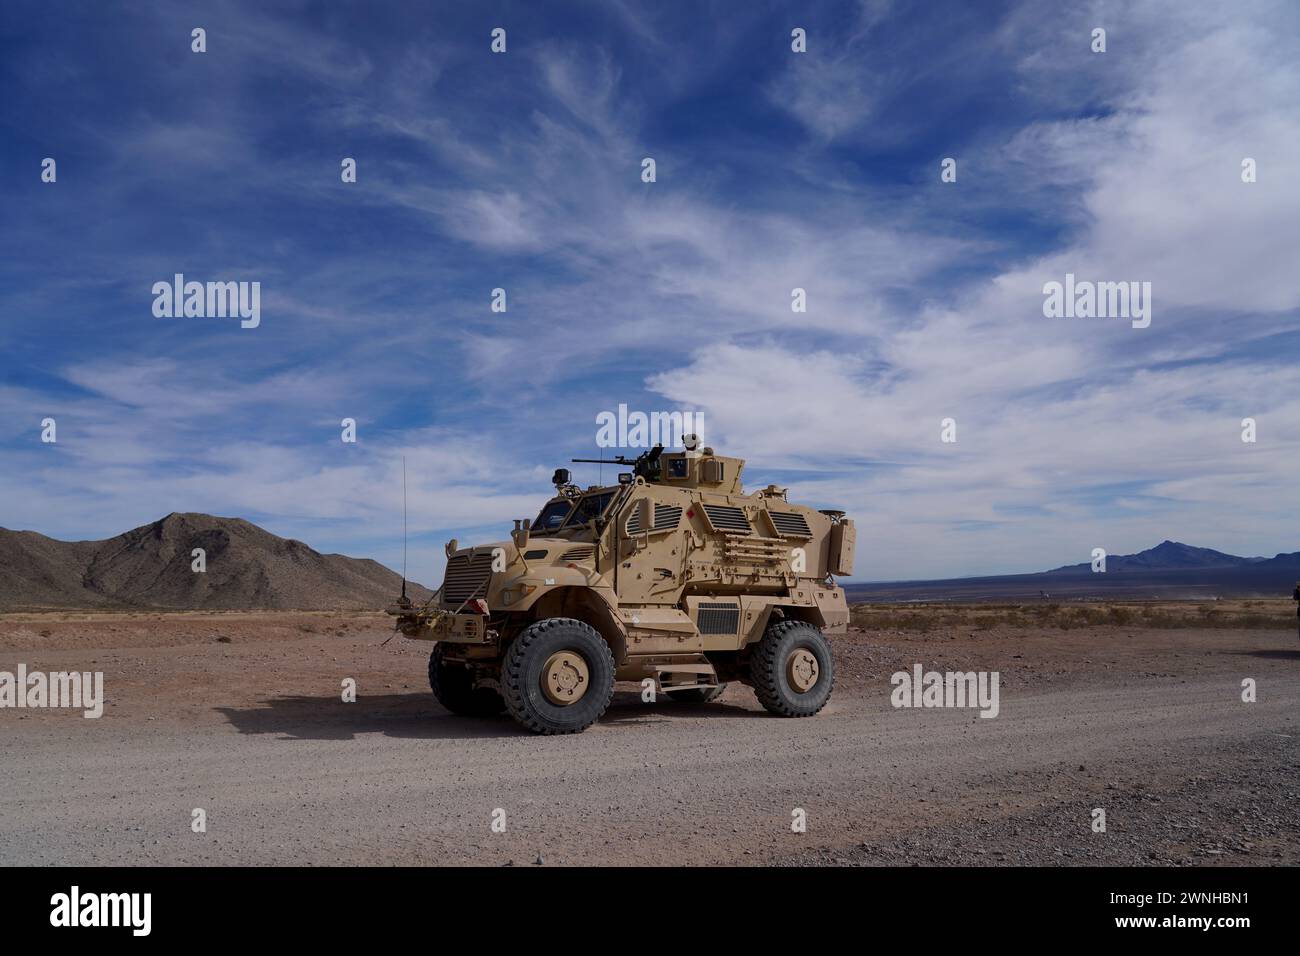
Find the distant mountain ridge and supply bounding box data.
[846,540,1300,603]
[1047,540,1277,573]
[0,513,431,611]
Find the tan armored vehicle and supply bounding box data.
[387,441,854,734]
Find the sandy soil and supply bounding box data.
[1,608,1297,866]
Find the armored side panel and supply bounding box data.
[829,519,856,576]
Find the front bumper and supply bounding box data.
[385,603,494,644]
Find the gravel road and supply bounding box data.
[1,613,1296,866]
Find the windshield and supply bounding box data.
[561,491,616,529]
[532,499,574,532]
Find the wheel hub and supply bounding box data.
[787,648,819,693]
[541,651,589,705]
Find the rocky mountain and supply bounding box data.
[1046,540,1267,573]
[0,513,431,610]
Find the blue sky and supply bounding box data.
[2,0,1298,585]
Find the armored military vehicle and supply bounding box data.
[387,439,854,734]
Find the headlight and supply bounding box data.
[500,583,538,605]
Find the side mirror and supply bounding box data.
[511,519,530,550]
[445,538,458,558]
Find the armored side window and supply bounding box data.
[532,499,573,532]
[561,491,615,528]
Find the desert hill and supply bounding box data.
[0,513,431,610]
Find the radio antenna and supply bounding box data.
[401,455,408,601]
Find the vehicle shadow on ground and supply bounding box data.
[1231,649,1300,660]
[215,689,761,740]
[601,690,761,725]
[215,694,519,741]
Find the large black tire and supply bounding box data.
[428,643,505,717]
[502,618,616,735]
[666,684,725,704]
[749,620,834,717]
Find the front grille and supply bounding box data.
[441,551,494,606]
[701,503,751,534]
[625,503,683,534]
[697,601,740,635]
[769,510,812,537]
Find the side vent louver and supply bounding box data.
[625,503,683,535]
[701,503,751,535]
[769,510,813,538]
[697,601,740,635]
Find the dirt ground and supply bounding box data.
[1,604,1297,866]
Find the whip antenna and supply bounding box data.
[401,455,408,601]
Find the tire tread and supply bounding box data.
[501,618,616,734]
[749,620,834,717]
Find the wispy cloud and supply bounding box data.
[1,0,1296,583]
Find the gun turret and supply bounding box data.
[571,444,665,481]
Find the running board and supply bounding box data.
[651,662,719,692]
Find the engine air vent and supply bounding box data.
[561,546,595,562]
[701,503,751,535]
[441,551,495,606]
[626,503,684,535]
[769,510,813,538]
[697,601,740,635]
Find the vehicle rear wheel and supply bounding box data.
[749,620,833,717]
[428,643,505,717]
[502,618,616,735]
[665,684,725,704]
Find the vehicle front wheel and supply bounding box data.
[501,618,616,734]
[428,643,505,717]
[749,620,834,717]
